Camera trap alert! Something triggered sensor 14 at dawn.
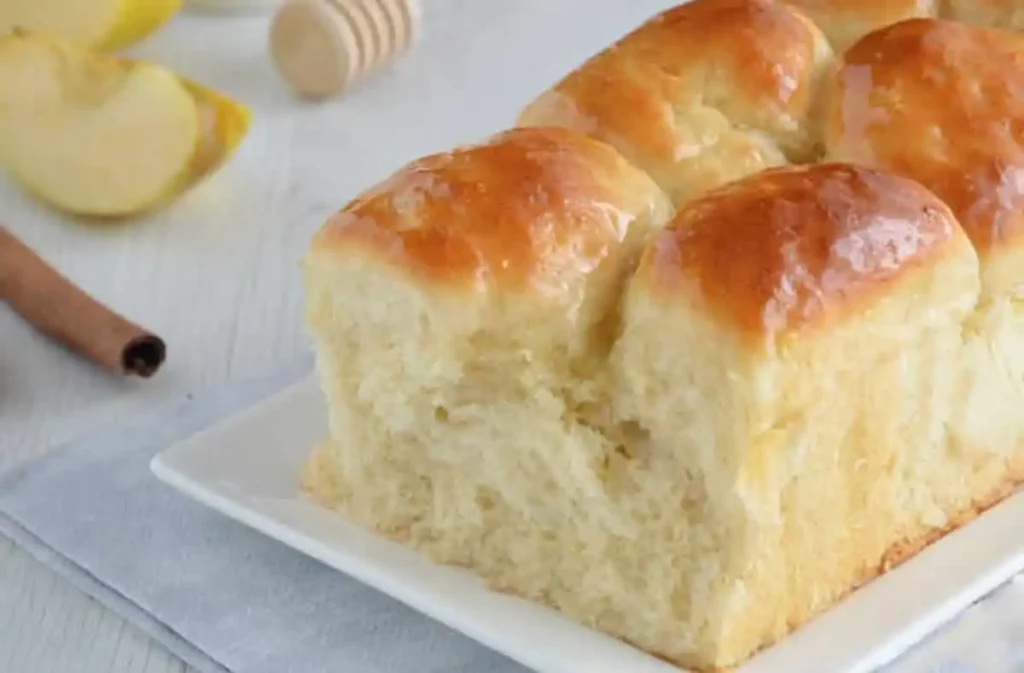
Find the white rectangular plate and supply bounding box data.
[151,377,1024,673]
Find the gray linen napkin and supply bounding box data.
[0,357,521,673]
[0,357,1021,673]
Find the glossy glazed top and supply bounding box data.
[640,163,966,339]
[309,126,671,294]
[826,18,1024,255]
[518,0,831,186]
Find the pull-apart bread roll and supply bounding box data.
[517,0,835,206]
[301,126,673,541]
[784,0,1024,51]
[825,18,1024,491]
[302,132,989,668]
[612,163,979,667]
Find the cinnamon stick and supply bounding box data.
[0,224,166,378]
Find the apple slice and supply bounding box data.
[0,33,251,218]
[0,0,183,50]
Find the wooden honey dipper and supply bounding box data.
[269,0,422,100]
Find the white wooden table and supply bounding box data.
[0,3,677,670]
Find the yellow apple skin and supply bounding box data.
[181,81,254,185]
[0,0,183,51]
[0,33,252,218]
[98,0,184,50]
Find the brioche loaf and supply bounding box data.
[302,2,1024,670]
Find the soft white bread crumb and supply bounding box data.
[302,124,673,560]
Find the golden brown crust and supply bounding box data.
[786,0,932,10]
[877,461,1024,573]
[782,1,1024,50]
[825,19,1024,256]
[945,0,1024,30]
[782,0,938,50]
[517,0,832,201]
[639,163,964,340]
[307,126,665,293]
